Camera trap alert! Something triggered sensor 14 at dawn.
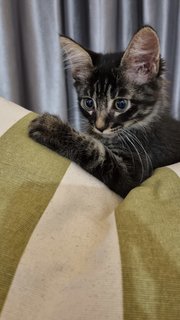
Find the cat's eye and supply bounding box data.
[114,98,129,111]
[81,98,95,111]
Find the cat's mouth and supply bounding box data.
[92,125,122,135]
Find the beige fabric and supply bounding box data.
[0,112,70,312]
[1,97,179,320]
[0,98,123,320]
[1,163,123,320]
[0,97,30,136]
[168,163,180,177]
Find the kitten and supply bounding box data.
[29,26,180,197]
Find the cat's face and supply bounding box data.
[60,27,165,135]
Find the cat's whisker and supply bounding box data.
[121,129,145,182]
[125,129,151,176]
[125,129,153,173]
[120,133,136,170]
[136,123,149,142]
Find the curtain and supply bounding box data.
[0,0,179,129]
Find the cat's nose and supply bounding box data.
[96,126,106,132]
[95,118,108,132]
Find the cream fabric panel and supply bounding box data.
[1,163,123,320]
[168,163,180,177]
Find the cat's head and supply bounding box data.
[60,26,166,135]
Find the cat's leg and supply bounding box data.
[28,113,138,197]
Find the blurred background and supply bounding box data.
[0,0,179,129]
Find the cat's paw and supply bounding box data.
[28,113,65,145]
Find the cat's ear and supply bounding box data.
[60,36,93,81]
[121,27,160,84]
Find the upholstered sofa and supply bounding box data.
[0,97,180,320]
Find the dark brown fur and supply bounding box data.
[29,27,180,197]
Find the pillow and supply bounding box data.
[116,164,180,320]
[1,97,180,320]
[0,98,122,320]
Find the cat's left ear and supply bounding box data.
[121,27,160,84]
[60,36,93,81]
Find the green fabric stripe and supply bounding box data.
[0,113,70,312]
[115,168,180,320]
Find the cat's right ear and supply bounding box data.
[60,36,93,81]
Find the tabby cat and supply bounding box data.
[29,26,180,197]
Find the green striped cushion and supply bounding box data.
[1,103,180,320]
[0,113,70,311]
[115,167,180,320]
[0,109,121,320]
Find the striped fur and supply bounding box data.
[29,27,180,197]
